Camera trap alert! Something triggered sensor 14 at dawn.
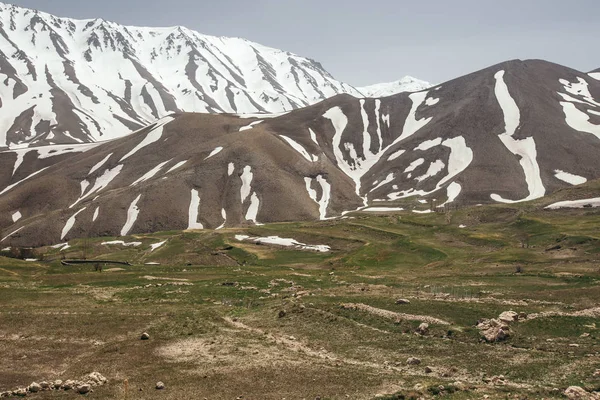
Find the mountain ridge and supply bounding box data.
[2,58,600,246]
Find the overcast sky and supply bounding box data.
[12,0,600,86]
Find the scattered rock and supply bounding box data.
[141,332,150,340]
[87,372,107,386]
[395,298,411,304]
[498,311,519,323]
[424,366,433,373]
[14,388,27,397]
[39,382,50,390]
[78,384,91,394]
[278,310,286,318]
[581,332,591,338]
[28,382,41,393]
[477,318,510,342]
[53,380,63,389]
[453,381,466,391]
[407,357,421,365]
[416,322,429,335]
[62,380,76,390]
[156,382,165,390]
[564,386,600,399]
[594,369,600,377]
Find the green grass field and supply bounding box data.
[0,200,599,399]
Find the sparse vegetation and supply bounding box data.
[0,201,599,398]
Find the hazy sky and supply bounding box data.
[12,0,600,86]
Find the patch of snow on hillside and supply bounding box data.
[405,158,425,173]
[415,138,442,151]
[387,149,405,161]
[12,211,22,223]
[132,160,171,185]
[93,207,100,222]
[89,154,113,175]
[362,207,404,212]
[0,167,50,196]
[554,170,587,185]
[166,160,188,174]
[308,128,319,145]
[415,160,445,182]
[121,194,142,236]
[239,120,263,132]
[61,207,86,240]
[188,189,204,230]
[102,240,142,247]
[370,173,395,192]
[120,117,174,161]
[357,76,433,97]
[280,135,317,162]
[245,192,261,224]
[150,241,167,251]
[71,164,123,208]
[491,70,545,203]
[545,198,600,209]
[2,227,24,242]
[216,209,227,230]
[240,166,253,203]
[228,162,235,176]
[204,147,223,160]
[235,235,330,252]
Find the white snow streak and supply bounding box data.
[387,149,405,161]
[131,160,171,185]
[491,70,545,203]
[239,120,263,132]
[546,198,600,209]
[240,166,253,203]
[89,153,112,175]
[150,241,167,251]
[121,194,142,236]
[71,164,123,208]
[166,160,188,174]
[0,167,50,196]
[188,189,204,230]
[93,206,100,222]
[245,192,261,224]
[120,117,174,162]
[304,175,331,220]
[12,211,22,223]
[61,207,86,240]
[228,162,235,176]
[415,138,442,151]
[235,235,330,252]
[205,146,223,160]
[279,135,317,162]
[102,240,142,247]
[554,170,587,185]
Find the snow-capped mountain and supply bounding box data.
[357,76,432,98]
[2,59,600,246]
[0,2,363,147]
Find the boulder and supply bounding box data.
[395,299,411,304]
[78,384,91,394]
[28,382,41,393]
[416,322,429,335]
[407,357,421,365]
[141,332,150,340]
[62,380,75,390]
[156,382,165,390]
[87,372,107,386]
[564,386,600,399]
[498,311,519,323]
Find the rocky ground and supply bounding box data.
[0,201,599,399]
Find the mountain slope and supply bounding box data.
[356,76,432,97]
[0,2,363,147]
[2,59,600,246]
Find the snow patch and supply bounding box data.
[188,189,204,230]
[121,194,142,236]
[205,146,223,160]
[546,198,600,209]
[491,70,545,203]
[554,170,587,185]
[102,240,142,247]
[12,211,22,223]
[235,235,330,252]
[279,135,318,162]
[61,207,86,240]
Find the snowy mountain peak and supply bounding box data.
[357,76,433,98]
[0,2,364,147]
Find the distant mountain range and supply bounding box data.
[0,2,429,148]
[1,58,600,246]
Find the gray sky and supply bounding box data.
[11,0,600,86]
